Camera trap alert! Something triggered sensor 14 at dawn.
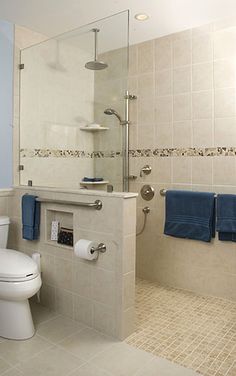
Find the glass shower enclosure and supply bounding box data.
[19,11,129,191]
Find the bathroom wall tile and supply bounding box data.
[213,157,236,186]
[173,94,191,121]
[214,28,236,60]
[129,45,138,76]
[120,307,135,340]
[92,268,116,307]
[214,59,236,89]
[154,157,172,183]
[93,302,118,338]
[173,38,191,67]
[55,287,73,318]
[192,23,213,38]
[73,295,93,327]
[138,73,155,100]
[214,88,236,118]
[173,66,191,94]
[123,235,136,274]
[192,91,213,119]
[40,252,55,285]
[40,283,56,311]
[155,36,172,71]
[123,272,135,310]
[214,118,236,146]
[192,157,213,185]
[138,40,154,74]
[137,125,155,149]
[138,98,155,125]
[173,121,192,148]
[192,63,213,91]
[192,119,213,147]
[155,122,173,148]
[192,34,213,63]
[54,257,73,291]
[72,261,92,298]
[172,157,192,184]
[155,69,172,96]
[155,95,173,123]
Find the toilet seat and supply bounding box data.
[0,249,39,283]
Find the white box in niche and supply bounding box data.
[51,221,59,241]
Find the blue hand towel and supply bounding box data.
[216,194,236,242]
[164,190,216,242]
[22,194,40,240]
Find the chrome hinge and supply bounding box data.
[19,165,24,171]
[124,93,137,100]
[19,63,25,70]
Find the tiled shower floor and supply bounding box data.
[126,279,236,376]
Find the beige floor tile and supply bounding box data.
[17,346,84,376]
[1,368,23,376]
[0,335,51,366]
[37,315,86,343]
[92,342,153,376]
[0,357,11,374]
[59,328,115,361]
[135,357,200,376]
[69,363,113,376]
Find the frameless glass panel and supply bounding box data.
[19,11,129,191]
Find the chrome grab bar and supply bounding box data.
[35,198,102,210]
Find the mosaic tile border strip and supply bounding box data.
[129,147,236,157]
[20,147,236,159]
[20,149,122,158]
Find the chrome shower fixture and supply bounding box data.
[85,28,108,70]
[104,108,129,125]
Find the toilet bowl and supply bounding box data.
[0,217,41,340]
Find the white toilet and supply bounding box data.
[0,216,42,340]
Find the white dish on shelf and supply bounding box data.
[80,180,109,185]
[80,126,109,131]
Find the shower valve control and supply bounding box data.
[141,185,155,201]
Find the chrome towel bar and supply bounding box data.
[160,189,217,198]
[35,198,102,210]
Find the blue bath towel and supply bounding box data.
[164,190,216,242]
[22,194,40,240]
[216,194,236,242]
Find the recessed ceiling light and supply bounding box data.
[134,13,149,21]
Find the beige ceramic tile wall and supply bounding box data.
[14,26,94,188]
[129,18,236,300]
[8,187,136,340]
[0,189,13,218]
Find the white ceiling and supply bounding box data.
[1,0,236,44]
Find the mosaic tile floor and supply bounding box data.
[126,279,236,376]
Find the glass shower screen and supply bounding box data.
[19,11,129,191]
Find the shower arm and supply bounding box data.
[93,28,98,62]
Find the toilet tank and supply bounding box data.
[0,216,10,248]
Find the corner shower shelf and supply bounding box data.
[80,180,109,186]
[80,127,109,132]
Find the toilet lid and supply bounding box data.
[0,249,39,282]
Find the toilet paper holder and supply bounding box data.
[91,243,106,254]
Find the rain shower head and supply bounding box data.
[104,108,122,123]
[85,28,108,71]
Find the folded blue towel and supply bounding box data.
[216,194,236,242]
[22,194,40,240]
[82,177,104,182]
[164,190,215,242]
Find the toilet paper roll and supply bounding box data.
[74,239,99,261]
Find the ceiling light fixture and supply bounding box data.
[134,13,149,21]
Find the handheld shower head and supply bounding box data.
[104,108,122,123]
